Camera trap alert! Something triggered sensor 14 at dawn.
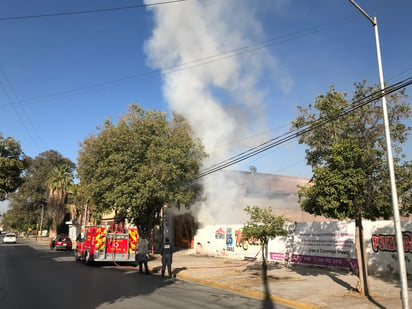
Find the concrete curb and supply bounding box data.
[176,271,320,309]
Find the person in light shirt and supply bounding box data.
[137,236,149,274]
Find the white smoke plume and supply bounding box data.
[144,0,292,225]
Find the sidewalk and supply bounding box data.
[28,238,410,308]
[150,250,411,309]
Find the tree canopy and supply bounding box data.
[0,133,27,201]
[292,81,411,296]
[4,150,75,233]
[47,164,74,235]
[77,104,206,234]
[242,206,287,245]
[292,81,412,220]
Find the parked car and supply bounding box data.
[3,233,17,244]
[50,235,72,251]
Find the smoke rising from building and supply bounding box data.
[143,0,291,225]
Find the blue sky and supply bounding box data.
[1,0,412,184]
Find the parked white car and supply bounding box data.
[3,233,17,244]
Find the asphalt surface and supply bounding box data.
[1,239,288,309]
[27,237,412,308]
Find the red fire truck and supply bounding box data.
[75,223,138,265]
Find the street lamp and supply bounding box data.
[349,1,409,308]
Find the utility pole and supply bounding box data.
[38,205,44,239]
[348,1,409,308]
[82,204,88,237]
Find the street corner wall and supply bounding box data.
[275,220,412,276]
[193,220,412,276]
[365,220,412,276]
[194,224,262,259]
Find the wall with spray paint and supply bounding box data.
[194,224,263,259]
[366,220,412,274]
[194,220,412,276]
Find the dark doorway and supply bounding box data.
[174,214,196,248]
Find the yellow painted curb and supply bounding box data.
[176,272,320,309]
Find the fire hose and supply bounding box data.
[111,243,262,271]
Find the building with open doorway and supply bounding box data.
[169,169,316,250]
[82,169,314,252]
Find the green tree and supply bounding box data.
[47,164,74,236]
[242,206,287,289]
[6,150,75,233]
[1,207,26,232]
[77,104,206,236]
[68,182,94,227]
[292,81,411,296]
[0,133,27,200]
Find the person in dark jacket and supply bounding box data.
[160,237,174,278]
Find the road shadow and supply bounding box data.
[326,272,355,291]
[244,260,399,309]
[262,268,275,309]
[286,264,389,308]
[245,262,282,308]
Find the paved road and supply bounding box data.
[0,239,292,309]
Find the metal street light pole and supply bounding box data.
[349,1,409,308]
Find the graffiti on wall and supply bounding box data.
[215,227,225,239]
[283,222,296,266]
[226,228,234,252]
[195,221,412,275]
[234,229,260,251]
[371,231,412,253]
[213,227,260,251]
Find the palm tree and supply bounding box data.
[47,164,73,236]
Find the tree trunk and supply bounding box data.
[355,217,369,296]
[261,240,268,283]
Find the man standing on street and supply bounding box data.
[137,236,149,274]
[161,237,174,278]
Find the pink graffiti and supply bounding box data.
[371,231,412,253]
[234,229,260,251]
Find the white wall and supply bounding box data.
[194,220,412,276]
[194,224,261,259]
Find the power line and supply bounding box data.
[0,65,46,152]
[0,0,189,21]
[197,77,412,178]
[269,159,307,175]
[238,138,297,170]
[0,8,382,110]
[386,67,412,84]
[205,122,290,152]
[0,23,334,110]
